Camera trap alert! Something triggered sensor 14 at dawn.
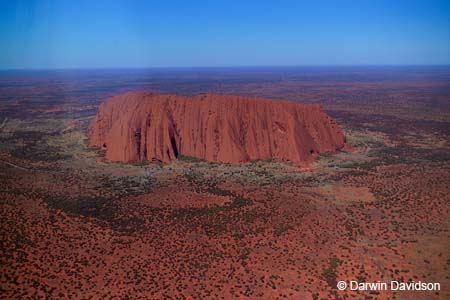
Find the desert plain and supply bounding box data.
[0,67,449,299]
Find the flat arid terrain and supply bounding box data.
[1,67,449,299]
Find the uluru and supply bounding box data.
[88,92,347,165]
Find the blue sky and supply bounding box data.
[0,0,449,69]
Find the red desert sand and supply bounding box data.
[89,92,347,165]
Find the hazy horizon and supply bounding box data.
[1,64,450,72]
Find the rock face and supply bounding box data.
[89,92,346,165]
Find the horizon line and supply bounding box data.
[1,64,450,72]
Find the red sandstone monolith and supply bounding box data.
[89,92,346,165]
